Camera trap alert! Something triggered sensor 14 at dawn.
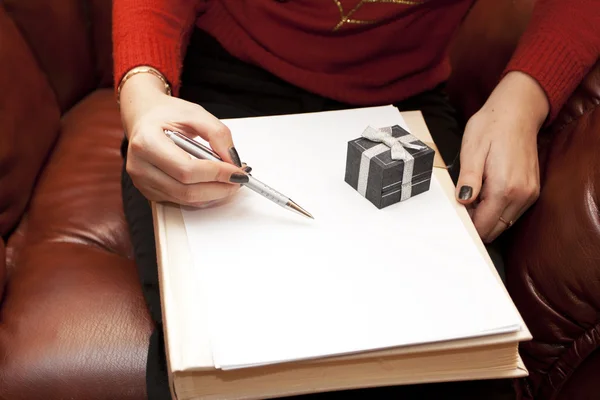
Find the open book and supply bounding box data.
[152,106,531,400]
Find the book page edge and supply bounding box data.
[152,201,181,399]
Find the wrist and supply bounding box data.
[120,72,167,104]
[117,65,171,105]
[118,71,170,138]
[487,71,550,131]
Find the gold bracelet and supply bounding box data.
[117,65,172,105]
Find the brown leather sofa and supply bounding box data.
[1,1,598,399]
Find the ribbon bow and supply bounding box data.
[361,126,425,160]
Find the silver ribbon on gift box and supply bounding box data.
[357,125,426,201]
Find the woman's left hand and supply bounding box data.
[455,71,549,243]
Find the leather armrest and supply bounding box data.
[506,63,600,399]
[0,238,5,301]
[0,7,61,236]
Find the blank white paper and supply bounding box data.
[180,105,522,370]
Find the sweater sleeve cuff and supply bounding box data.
[115,45,182,96]
[502,32,590,124]
[113,32,185,99]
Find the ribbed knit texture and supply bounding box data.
[193,1,456,106]
[503,0,599,123]
[113,0,600,121]
[112,0,202,97]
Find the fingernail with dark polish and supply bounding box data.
[229,173,249,184]
[228,147,242,167]
[458,185,473,200]
[243,165,252,173]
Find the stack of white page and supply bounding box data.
[180,105,523,371]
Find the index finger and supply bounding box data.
[177,104,240,167]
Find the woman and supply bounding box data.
[113,1,599,398]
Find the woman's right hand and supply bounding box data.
[119,70,249,207]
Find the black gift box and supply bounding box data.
[344,125,435,209]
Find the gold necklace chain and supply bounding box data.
[332,0,428,31]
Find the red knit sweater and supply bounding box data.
[112,0,599,122]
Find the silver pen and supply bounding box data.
[164,129,314,219]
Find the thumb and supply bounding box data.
[455,138,487,205]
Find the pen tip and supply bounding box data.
[287,200,314,220]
